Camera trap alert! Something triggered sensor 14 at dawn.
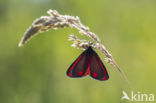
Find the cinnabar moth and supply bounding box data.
[67,46,109,81]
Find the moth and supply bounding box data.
[67,46,109,81]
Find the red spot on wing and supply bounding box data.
[103,76,107,80]
[93,73,98,77]
[78,71,83,76]
[68,73,72,77]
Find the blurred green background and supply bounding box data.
[0,0,156,103]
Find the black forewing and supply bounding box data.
[89,48,109,81]
[66,49,89,77]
